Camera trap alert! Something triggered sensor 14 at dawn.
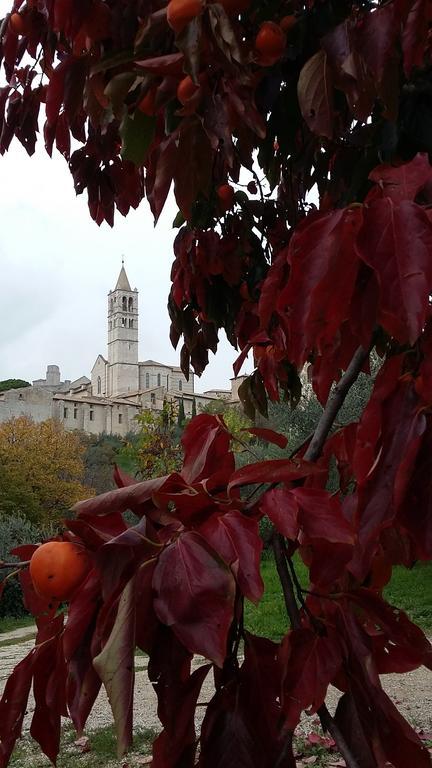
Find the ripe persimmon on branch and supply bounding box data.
[1,1,432,767]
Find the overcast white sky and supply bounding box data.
[0,140,252,391]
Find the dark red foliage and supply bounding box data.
[2,1,432,766]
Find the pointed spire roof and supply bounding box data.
[115,262,132,292]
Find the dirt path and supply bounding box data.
[1,626,431,736]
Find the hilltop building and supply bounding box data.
[0,265,244,435]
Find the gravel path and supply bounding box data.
[1,626,431,735]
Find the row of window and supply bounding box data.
[144,372,183,391]
[110,296,134,312]
[108,318,134,330]
[63,406,123,424]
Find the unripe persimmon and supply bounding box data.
[9,12,26,35]
[167,0,203,34]
[217,183,235,211]
[255,21,286,65]
[177,75,200,105]
[29,541,91,602]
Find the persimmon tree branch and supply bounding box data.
[271,344,372,768]
[303,344,370,462]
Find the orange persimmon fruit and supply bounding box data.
[255,21,286,64]
[9,12,26,35]
[177,75,200,104]
[167,0,203,34]
[29,541,91,601]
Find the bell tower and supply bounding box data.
[107,261,139,396]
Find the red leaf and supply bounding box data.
[227,458,322,495]
[151,663,211,767]
[45,58,71,127]
[356,199,432,344]
[146,134,178,224]
[277,207,362,369]
[135,52,185,76]
[113,464,136,488]
[245,427,288,449]
[279,627,342,729]
[174,118,213,219]
[30,620,66,764]
[152,532,235,667]
[198,511,264,604]
[0,653,34,768]
[401,0,432,76]
[181,414,233,485]
[258,248,288,329]
[398,416,432,559]
[259,487,298,540]
[72,476,168,517]
[293,488,354,546]
[350,588,432,673]
[350,364,426,578]
[368,155,432,203]
[297,49,334,139]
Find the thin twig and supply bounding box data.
[303,345,369,463]
[0,560,30,569]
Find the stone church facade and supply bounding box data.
[0,265,244,436]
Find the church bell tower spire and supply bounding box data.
[107,260,139,397]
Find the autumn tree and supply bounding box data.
[0,417,92,526]
[1,2,432,768]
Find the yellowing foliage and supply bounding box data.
[0,417,93,526]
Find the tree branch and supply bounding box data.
[272,538,361,768]
[303,345,369,462]
[272,533,301,629]
[271,345,371,767]
[0,560,30,569]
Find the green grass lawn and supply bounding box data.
[9,724,156,768]
[244,555,432,641]
[0,614,35,635]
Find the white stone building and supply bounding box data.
[0,265,245,436]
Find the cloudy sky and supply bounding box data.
[0,140,252,392]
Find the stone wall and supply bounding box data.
[0,386,53,422]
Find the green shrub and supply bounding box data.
[0,513,41,618]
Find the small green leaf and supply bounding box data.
[120,110,156,166]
